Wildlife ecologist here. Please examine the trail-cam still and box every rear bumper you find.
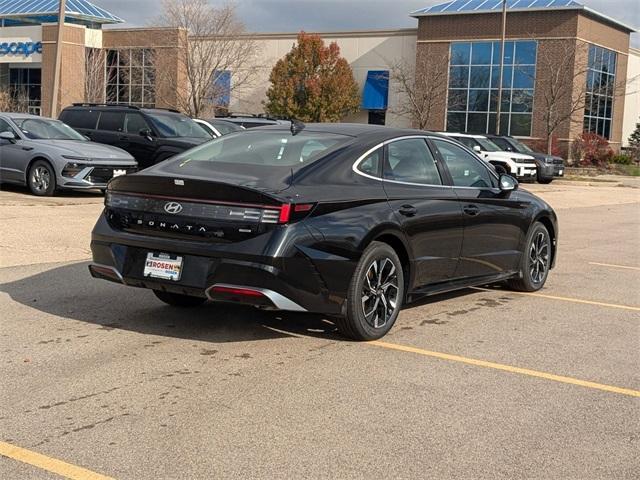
[89,214,354,315]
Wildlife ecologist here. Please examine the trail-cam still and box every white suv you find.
[440,132,537,180]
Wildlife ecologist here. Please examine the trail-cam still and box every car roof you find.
[250,123,454,141]
[63,105,184,115]
[438,131,487,139]
[1,112,46,120]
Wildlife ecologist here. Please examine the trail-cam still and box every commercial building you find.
[0,0,637,153]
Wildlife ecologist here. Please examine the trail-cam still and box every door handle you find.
[463,204,480,216]
[399,204,417,217]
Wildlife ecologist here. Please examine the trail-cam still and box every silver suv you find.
[0,113,137,196]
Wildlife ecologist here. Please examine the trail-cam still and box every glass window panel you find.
[511,90,533,112]
[609,52,617,74]
[501,66,513,89]
[492,42,500,65]
[510,114,532,136]
[515,41,537,65]
[130,50,143,67]
[588,46,595,68]
[448,89,467,111]
[107,68,118,85]
[118,85,130,103]
[118,50,130,67]
[471,42,492,64]
[130,85,143,103]
[449,66,469,88]
[500,90,512,113]
[144,68,155,86]
[605,97,612,119]
[143,86,156,106]
[513,65,535,89]
[107,50,118,67]
[488,113,496,134]
[603,119,611,139]
[597,95,607,116]
[597,118,605,136]
[583,117,590,132]
[431,139,493,188]
[503,41,515,64]
[467,113,488,133]
[446,112,466,132]
[586,70,595,90]
[385,139,442,185]
[130,67,143,85]
[143,49,155,67]
[489,90,499,112]
[106,84,118,103]
[584,93,593,117]
[470,66,491,88]
[29,69,41,84]
[499,114,509,135]
[451,43,471,65]
[468,89,489,112]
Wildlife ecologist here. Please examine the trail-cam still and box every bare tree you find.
[0,87,30,113]
[534,40,593,154]
[388,51,450,130]
[153,0,260,117]
[85,48,106,104]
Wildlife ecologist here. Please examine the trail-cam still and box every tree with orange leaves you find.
[264,32,360,122]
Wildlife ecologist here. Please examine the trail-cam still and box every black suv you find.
[486,134,564,184]
[60,104,211,169]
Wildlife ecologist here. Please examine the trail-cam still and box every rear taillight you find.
[276,203,315,224]
[209,285,264,297]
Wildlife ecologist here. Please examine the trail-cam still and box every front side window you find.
[147,113,211,139]
[432,139,493,189]
[583,45,616,139]
[447,40,537,136]
[124,113,149,134]
[13,118,86,141]
[384,138,442,185]
[0,118,18,136]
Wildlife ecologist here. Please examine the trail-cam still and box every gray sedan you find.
[0,113,137,196]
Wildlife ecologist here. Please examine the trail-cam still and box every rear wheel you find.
[507,222,551,292]
[28,160,56,196]
[538,176,553,184]
[153,290,207,307]
[335,242,404,341]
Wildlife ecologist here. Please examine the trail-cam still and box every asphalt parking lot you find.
[1,181,639,479]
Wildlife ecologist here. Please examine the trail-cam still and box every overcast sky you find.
[100,0,639,46]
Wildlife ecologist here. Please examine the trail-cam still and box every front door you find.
[381,137,464,289]
[123,112,156,168]
[0,118,30,183]
[430,138,528,280]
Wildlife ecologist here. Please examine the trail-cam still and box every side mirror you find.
[140,128,154,139]
[499,174,518,192]
[0,131,16,143]
[473,145,482,153]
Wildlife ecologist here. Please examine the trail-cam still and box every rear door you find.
[430,137,527,279]
[381,137,464,288]
[94,111,127,151]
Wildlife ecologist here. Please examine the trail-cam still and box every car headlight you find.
[62,155,91,162]
[61,162,88,177]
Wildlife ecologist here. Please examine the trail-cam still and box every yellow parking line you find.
[589,262,640,271]
[471,287,640,312]
[0,441,114,480]
[369,341,640,398]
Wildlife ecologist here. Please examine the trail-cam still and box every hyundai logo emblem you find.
[164,202,183,214]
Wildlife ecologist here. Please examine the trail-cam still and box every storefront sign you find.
[0,41,43,57]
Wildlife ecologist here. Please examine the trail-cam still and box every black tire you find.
[28,160,56,196]
[537,176,553,184]
[153,290,207,307]
[507,222,551,292]
[492,164,508,175]
[334,241,404,341]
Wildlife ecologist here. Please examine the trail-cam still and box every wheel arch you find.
[535,213,557,267]
[25,155,55,184]
[489,160,511,174]
[368,229,413,295]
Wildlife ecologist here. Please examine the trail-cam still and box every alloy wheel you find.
[31,166,51,193]
[361,257,400,329]
[529,231,549,284]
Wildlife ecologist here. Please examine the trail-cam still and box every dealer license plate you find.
[113,169,127,178]
[143,253,183,281]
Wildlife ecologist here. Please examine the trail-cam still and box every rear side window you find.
[171,131,349,168]
[97,112,125,132]
[452,136,478,150]
[384,138,442,185]
[61,110,99,129]
[356,148,382,177]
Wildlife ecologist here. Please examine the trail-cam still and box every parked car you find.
[59,104,211,169]
[0,113,137,196]
[193,118,244,138]
[89,124,557,341]
[216,114,289,129]
[440,132,537,181]
[486,135,564,184]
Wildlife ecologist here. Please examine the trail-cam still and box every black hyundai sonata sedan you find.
[89,123,557,340]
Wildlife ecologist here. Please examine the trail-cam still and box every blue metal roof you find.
[0,0,123,25]
[411,0,635,32]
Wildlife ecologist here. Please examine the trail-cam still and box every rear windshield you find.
[170,130,349,169]
[147,113,211,138]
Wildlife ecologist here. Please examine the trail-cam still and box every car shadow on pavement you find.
[0,261,344,344]
[0,183,104,198]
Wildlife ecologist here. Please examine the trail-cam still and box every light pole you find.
[495,0,507,135]
[50,0,67,118]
